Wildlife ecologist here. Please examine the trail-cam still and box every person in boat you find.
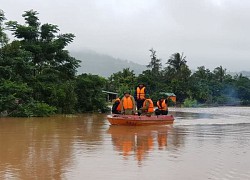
[120,91,136,115]
[134,83,147,116]
[139,94,154,116]
[155,96,168,115]
[112,96,122,114]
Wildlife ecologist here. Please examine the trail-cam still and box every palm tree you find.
[166,52,187,72]
[213,66,226,82]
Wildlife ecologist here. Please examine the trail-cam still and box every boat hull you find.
[107,114,174,126]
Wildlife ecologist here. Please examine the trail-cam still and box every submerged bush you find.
[183,98,198,107]
[10,101,56,117]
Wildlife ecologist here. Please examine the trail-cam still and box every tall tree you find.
[213,65,226,83]
[193,66,212,80]
[137,49,164,96]
[190,66,212,103]
[6,10,80,79]
[2,10,80,115]
[166,52,187,72]
[75,74,107,113]
[234,74,250,105]
[107,68,136,95]
[164,52,191,102]
[0,10,8,47]
[147,48,162,76]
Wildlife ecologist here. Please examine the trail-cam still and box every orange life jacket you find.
[157,100,168,111]
[143,99,154,113]
[115,98,121,111]
[123,96,133,109]
[136,87,146,100]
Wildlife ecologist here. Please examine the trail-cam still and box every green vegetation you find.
[183,98,198,108]
[1,10,250,117]
[0,10,108,117]
[106,49,250,107]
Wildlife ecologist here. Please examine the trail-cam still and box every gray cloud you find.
[1,0,250,71]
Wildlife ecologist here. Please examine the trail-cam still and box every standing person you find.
[112,96,122,114]
[135,83,146,115]
[139,94,154,116]
[121,91,136,115]
[155,96,168,115]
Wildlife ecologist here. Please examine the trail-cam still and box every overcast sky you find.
[1,0,250,71]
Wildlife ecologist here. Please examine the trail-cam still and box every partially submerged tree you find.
[75,74,108,113]
[1,10,81,116]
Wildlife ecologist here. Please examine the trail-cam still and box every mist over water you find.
[0,107,250,180]
[172,107,250,125]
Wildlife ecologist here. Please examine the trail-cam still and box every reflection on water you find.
[107,125,184,163]
[0,107,250,180]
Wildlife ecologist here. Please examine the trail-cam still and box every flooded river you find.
[0,107,250,180]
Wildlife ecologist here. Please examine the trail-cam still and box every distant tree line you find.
[1,10,249,117]
[106,48,250,107]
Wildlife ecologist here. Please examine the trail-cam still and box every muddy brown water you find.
[0,107,250,180]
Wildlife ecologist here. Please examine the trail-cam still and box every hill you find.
[71,50,147,77]
[229,71,250,78]
[71,50,250,79]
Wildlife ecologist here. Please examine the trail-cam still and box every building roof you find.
[102,90,118,95]
[159,92,176,97]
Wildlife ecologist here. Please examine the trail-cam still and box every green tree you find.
[164,52,191,102]
[193,66,212,80]
[0,41,34,82]
[213,65,227,83]
[107,68,137,95]
[137,49,165,99]
[75,74,108,113]
[0,10,8,47]
[190,66,212,103]
[4,10,80,114]
[6,10,80,80]
[234,74,250,105]
[0,80,31,115]
[147,48,162,76]
[0,10,81,116]
[166,52,187,72]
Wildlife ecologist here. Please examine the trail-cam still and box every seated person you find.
[112,96,122,114]
[155,96,168,115]
[139,94,154,116]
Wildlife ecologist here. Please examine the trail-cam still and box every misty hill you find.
[71,50,147,77]
[229,71,250,78]
[70,50,250,79]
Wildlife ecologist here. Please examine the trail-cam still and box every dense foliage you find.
[75,74,108,113]
[106,49,250,106]
[0,10,108,116]
[1,10,249,117]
